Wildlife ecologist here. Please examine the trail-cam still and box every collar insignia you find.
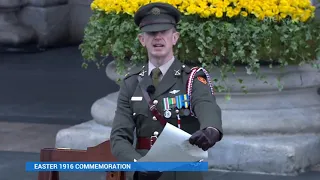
[139,70,147,77]
[174,69,181,76]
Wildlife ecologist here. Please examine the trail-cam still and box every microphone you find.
[146,85,156,94]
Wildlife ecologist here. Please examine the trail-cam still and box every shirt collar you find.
[148,57,175,76]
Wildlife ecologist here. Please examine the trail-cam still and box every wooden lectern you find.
[37,140,125,180]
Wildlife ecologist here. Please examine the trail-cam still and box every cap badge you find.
[151,7,161,15]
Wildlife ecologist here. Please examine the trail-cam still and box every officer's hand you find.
[189,127,220,151]
[133,171,162,180]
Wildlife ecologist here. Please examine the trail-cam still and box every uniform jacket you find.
[110,58,223,180]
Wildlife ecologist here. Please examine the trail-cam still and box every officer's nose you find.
[154,31,162,38]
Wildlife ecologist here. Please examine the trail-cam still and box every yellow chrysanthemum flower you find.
[240,11,248,17]
[90,0,316,22]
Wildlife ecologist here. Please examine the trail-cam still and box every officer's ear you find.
[172,29,180,45]
[138,33,146,47]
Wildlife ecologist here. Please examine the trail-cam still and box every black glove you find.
[133,171,162,180]
[189,127,221,151]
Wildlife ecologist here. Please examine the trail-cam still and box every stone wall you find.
[0,0,36,46]
[0,0,93,48]
[18,0,70,47]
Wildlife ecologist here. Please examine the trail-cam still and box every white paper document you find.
[137,123,208,163]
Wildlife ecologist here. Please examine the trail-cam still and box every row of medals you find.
[162,94,191,118]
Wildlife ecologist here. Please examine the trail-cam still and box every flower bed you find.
[79,0,320,93]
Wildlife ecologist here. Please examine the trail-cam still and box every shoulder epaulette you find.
[123,65,146,80]
[180,64,191,74]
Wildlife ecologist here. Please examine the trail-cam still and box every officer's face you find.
[138,28,179,59]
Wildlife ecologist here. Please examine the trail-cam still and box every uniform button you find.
[153,100,158,105]
[152,116,157,120]
[153,131,159,136]
[133,113,136,116]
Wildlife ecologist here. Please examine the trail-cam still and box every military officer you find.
[110,2,223,180]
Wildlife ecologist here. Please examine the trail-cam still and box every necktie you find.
[151,68,162,87]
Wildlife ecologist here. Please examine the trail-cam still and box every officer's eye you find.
[146,30,167,36]
[146,32,157,36]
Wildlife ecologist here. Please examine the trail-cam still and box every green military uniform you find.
[110,2,223,180]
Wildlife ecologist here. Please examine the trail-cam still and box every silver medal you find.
[164,110,172,118]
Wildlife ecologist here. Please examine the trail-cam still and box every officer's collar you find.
[148,57,175,76]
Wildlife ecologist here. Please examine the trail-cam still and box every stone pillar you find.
[18,0,70,48]
[0,0,36,46]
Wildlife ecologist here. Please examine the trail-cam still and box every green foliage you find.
[79,11,320,96]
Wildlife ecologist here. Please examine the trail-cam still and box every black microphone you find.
[146,85,156,94]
